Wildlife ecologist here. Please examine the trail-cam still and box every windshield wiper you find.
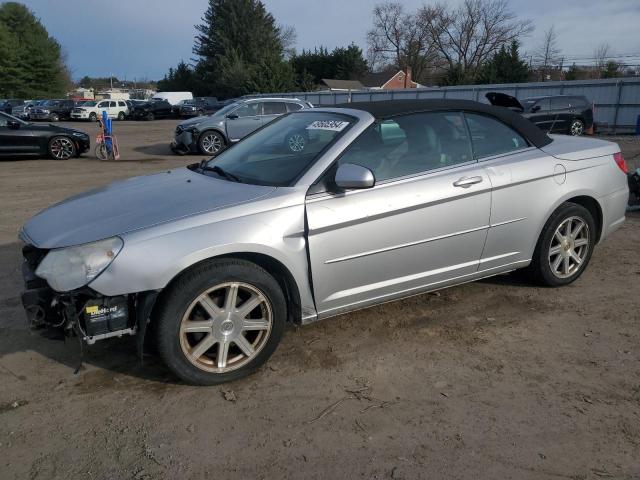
[199,160,242,183]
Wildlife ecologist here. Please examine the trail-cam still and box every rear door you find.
[225,102,262,141]
[306,111,492,316]
[96,100,110,119]
[548,97,571,132]
[466,112,552,271]
[261,101,288,126]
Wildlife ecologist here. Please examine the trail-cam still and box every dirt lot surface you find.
[1,121,639,480]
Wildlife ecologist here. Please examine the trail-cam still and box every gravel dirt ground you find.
[0,121,639,480]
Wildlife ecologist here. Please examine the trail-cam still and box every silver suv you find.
[171,97,313,155]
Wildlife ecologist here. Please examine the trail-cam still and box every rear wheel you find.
[147,112,155,121]
[525,202,595,286]
[50,113,59,122]
[117,111,125,120]
[570,118,584,136]
[48,136,76,160]
[89,112,97,122]
[155,259,286,385]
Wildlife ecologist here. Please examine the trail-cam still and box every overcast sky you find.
[20,0,640,81]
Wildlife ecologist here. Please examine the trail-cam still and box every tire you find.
[50,113,59,122]
[197,109,204,117]
[147,112,155,121]
[155,259,286,385]
[525,202,596,287]
[89,112,97,122]
[198,130,226,155]
[569,118,584,136]
[95,143,111,160]
[48,136,76,160]
[117,111,125,120]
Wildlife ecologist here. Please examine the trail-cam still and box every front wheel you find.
[147,112,155,121]
[155,259,286,385]
[50,113,59,122]
[570,119,585,136]
[48,136,76,160]
[89,112,97,122]
[198,130,225,155]
[525,202,595,286]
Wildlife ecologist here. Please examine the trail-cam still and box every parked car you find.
[171,97,312,155]
[30,99,76,122]
[11,100,39,119]
[131,99,173,120]
[71,99,129,121]
[177,97,225,117]
[171,99,190,117]
[152,91,193,106]
[0,111,90,159]
[19,99,629,385]
[486,92,594,136]
[0,99,25,114]
[125,100,146,118]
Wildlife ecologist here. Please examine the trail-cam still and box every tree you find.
[157,60,195,92]
[535,25,562,81]
[594,43,611,78]
[291,44,368,90]
[0,2,69,98]
[367,2,437,83]
[602,61,621,79]
[564,63,583,81]
[476,40,530,84]
[192,0,293,97]
[423,0,532,84]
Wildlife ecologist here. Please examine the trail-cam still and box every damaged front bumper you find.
[20,243,157,345]
[170,128,198,154]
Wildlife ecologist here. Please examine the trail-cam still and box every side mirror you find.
[7,120,20,129]
[334,163,375,190]
[531,105,541,113]
[226,113,238,120]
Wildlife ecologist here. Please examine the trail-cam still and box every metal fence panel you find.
[248,78,640,133]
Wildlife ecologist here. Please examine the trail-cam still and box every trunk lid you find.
[485,92,524,112]
[541,134,619,161]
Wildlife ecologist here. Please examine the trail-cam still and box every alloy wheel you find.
[548,216,590,279]
[179,282,273,373]
[201,133,222,154]
[570,120,584,136]
[288,133,306,152]
[50,137,75,160]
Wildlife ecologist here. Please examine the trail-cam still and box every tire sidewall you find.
[198,130,225,155]
[147,112,155,121]
[48,136,76,160]
[570,119,584,136]
[535,203,595,286]
[50,113,59,122]
[89,112,97,122]
[155,260,286,385]
[118,111,125,120]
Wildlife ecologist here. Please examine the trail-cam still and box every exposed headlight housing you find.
[41,109,50,113]
[36,237,123,292]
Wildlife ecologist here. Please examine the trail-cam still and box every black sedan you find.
[0,112,90,160]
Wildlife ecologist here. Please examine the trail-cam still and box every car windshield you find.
[213,103,237,116]
[44,100,60,106]
[83,101,97,107]
[204,111,355,187]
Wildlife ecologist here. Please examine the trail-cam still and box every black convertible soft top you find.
[334,99,553,148]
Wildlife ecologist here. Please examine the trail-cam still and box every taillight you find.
[613,152,628,174]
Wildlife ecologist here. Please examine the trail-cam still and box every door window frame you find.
[462,111,532,161]
[308,109,480,196]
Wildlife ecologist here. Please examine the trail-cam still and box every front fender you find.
[89,200,317,320]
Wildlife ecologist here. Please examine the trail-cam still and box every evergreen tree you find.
[157,61,195,92]
[476,41,530,84]
[291,44,369,90]
[192,0,293,97]
[0,2,68,98]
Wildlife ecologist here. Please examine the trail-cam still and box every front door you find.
[0,114,37,155]
[305,111,492,317]
[225,102,263,141]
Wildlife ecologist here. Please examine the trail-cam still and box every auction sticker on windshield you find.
[306,120,349,132]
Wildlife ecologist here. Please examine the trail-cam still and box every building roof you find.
[359,71,398,88]
[321,79,365,90]
[333,99,553,147]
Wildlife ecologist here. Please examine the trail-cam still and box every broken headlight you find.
[35,237,123,292]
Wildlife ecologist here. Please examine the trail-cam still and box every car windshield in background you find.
[205,112,354,187]
[43,100,59,106]
[83,101,97,107]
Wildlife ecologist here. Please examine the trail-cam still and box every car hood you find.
[22,168,276,249]
[485,92,524,112]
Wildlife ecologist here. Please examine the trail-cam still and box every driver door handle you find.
[453,176,483,188]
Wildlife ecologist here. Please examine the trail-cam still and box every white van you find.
[151,92,193,106]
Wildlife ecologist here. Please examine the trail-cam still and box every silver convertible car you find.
[20,100,629,385]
